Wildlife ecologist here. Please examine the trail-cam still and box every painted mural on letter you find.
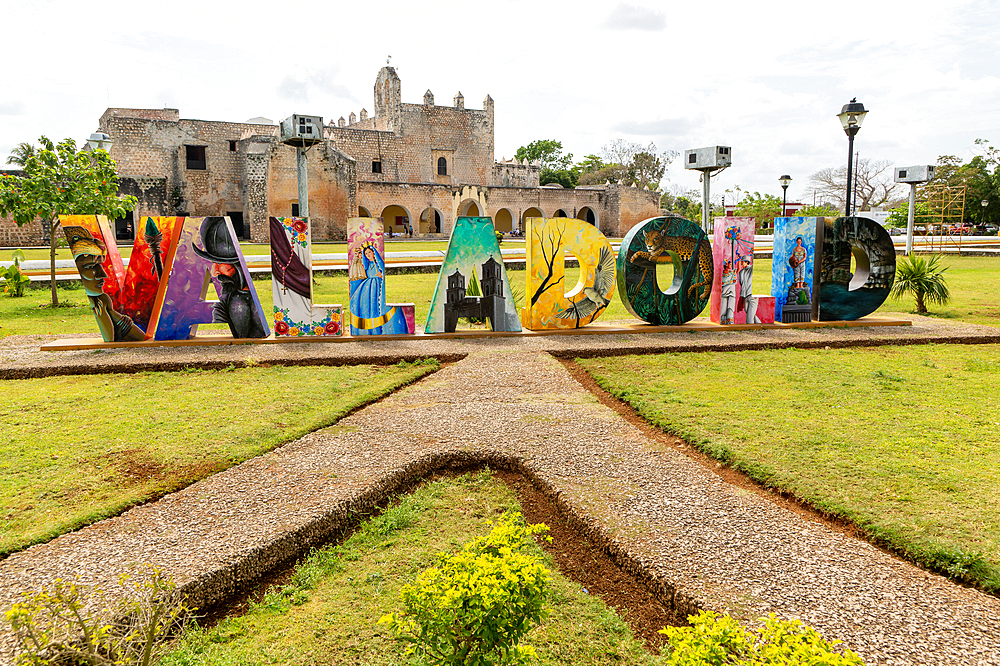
[348,217,414,335]
[616,216,712,325]
[271,216,343,337]
[151,217,269,340]
[426,216,520,333]
[122,217,182,331]
[771,216,824,323]
[818,216,896,321]
[60,220,145,343]
[521,217,616,331]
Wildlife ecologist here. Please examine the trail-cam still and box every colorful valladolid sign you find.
[58,213,896,344]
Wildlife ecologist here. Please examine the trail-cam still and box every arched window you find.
[437,157,448,175]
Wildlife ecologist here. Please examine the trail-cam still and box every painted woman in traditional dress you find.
[349,242,387,334]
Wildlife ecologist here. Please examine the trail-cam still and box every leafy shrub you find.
[380,511,551,665]
[2,249,31,297]
[5,567,190,666]
[889,253,950,314]
[659,610,864,665]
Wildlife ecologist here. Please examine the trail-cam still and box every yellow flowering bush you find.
[659,610,865,665]
[380,511,551,666]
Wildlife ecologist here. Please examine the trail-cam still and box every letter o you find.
[616,216,714,325]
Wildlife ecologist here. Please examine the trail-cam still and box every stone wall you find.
[1,68,662,246]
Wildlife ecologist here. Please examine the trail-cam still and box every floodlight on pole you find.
[684,146,732,233]
[894,165,935,255]
[279,114,324,220]
[838,99,867,216]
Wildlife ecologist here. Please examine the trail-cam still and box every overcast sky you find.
[2,0,998,205]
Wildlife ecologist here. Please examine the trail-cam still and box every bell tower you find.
[374,66,401,127]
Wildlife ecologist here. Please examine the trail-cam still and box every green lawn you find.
[2,255,996,338]
[0,361,437,557]
[160,470,665,666]
[579,344,1000,592]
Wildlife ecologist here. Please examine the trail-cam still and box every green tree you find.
[539,168,577,188]
[6,142,36,167]
[515,140,577,189]
[734,191,783,230]
[920,142,1000,227]
[600,139,676,190]
[574,154,606,176]
[886,201,931,228]
[0,136,136,306]
[890,254,950,314]
[797,202,840,217]
[514,139,573,171]
[578,164,625,187]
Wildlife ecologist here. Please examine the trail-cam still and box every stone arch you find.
[419,207,443,235]
[554,208,568,218]
[380,204,412,236]
[458,199,482,217]
[358,205,373,217]
[493,208,514,233]
[576,206,598,226]
[521,207,544,227]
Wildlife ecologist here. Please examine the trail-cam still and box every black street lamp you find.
[778,174,792,217]
[837,99,868,216]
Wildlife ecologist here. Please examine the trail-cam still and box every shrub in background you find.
[2,249,30,297]
[890,253,950,314]
[380,511,551,666]
[659,610,864,665]
[5,567,190,666]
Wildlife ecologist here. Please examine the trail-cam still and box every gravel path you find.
[2,317,1000,665]
[2,313,999,378]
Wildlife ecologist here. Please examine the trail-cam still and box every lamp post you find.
[778,174,792,217]
[837,99,868,216]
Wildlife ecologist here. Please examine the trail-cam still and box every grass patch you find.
[579,343,1000,593]
[160,470,663,666]
[0,360,438,557]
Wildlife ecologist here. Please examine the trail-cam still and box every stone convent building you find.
[1,67,661,246]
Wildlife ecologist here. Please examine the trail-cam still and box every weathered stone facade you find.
[1,67,660,245]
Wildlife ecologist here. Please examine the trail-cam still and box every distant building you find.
[1,67,661,246]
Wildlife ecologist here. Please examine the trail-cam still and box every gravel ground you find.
[2,316,1000,665]
[1,313,998,378]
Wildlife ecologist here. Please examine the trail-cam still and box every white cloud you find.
[602,3,666,31]
[0,102,25,116]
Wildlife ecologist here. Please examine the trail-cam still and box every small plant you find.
[890,254,950,314]
[495,231,504,245]
[2,249,31,297]
[380,511,551,666]
[5,567,190,666]
[659,610,864,665]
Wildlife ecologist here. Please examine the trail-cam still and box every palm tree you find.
[890,254,950,314]
[6,142,35,167]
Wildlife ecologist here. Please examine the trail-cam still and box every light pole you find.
[837,99,868,216]
[778,174,792,218]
